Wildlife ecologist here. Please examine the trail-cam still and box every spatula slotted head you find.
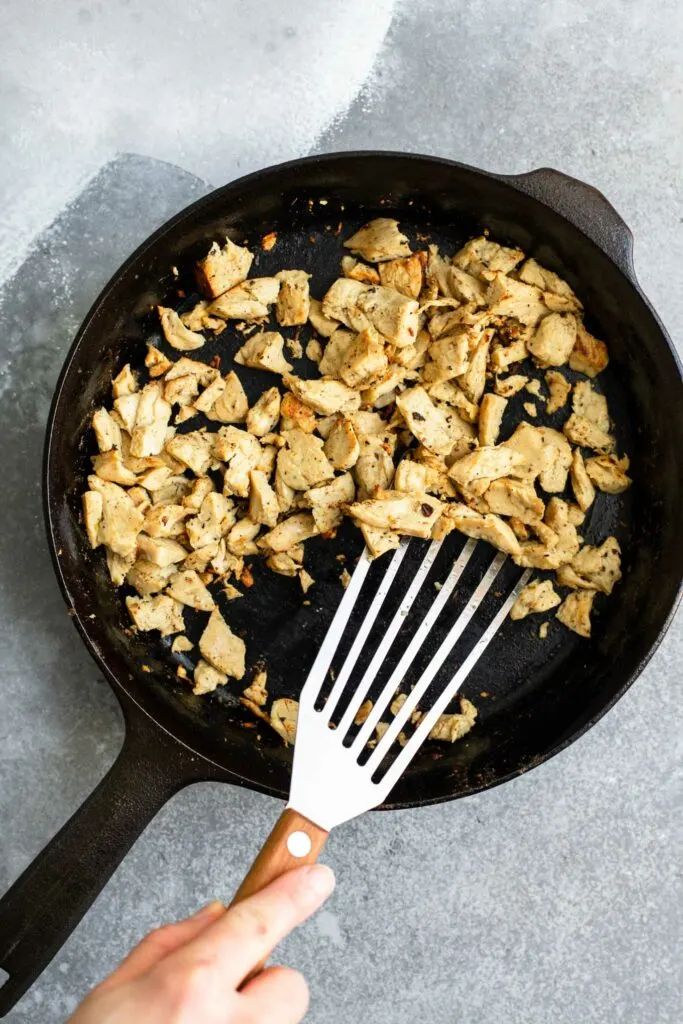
[288,538,531,831]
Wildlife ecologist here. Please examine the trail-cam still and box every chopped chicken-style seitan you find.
[186,492,235,548]
[341,256,381,285]
[112,363,138,398]
[485,272,549,326]
[585,454,632,493]
[494,374,529,398]
[259,512,319,552]
[526,313,577,366]
[246,387,281,437]
[225,517,260,557]
[192,375,226,416]
[394,459,428,494]
[449,446,526,490]
[569,323,609,377]
[158,306,206,352]
[171,635,194,654]
[270,698,299,745]
[518,259,582,311]
[570,450,596,512]
[243,669,268,706]
[556,589,595,638]
[324,415,360,470]
[379,252,424,298]
[396,386,458,456]
[280,392,317,433]
[448,266,487,305]
[318,327,354,377]
[478,393,508,446]
[305,336,327,364]
[85,225,630,741]
[130,382,172,458]
[284,374,361,416]
[459,330,492,404]
[343,218,411,263]
[82,490,104,549]
[193,659,228,695]
[277,429,334,490]
[454,237,524,277]
[142,503,190,538]
[208,277,280,321]
[563,413,614,454]
[308,297,340,337]
[545,369,571,414]
[127,560,175,596]
[572,380,610,433]
[426,332,470,381]
[485,478,545,524]
[126,594,184,636]
[276,270,311,327]
[338,327,388,388]
[427,698,478,742]
[137,535,189,568]
[434,504,521,556]
[503,422,572,493]
[510,579,561,620]
[199,608,246,679]
[321,278,370,332]
[348,492,442,539]
[196,238,254,298]
[357,286,419,348]
[165,569,215,612]
[166,430,213,476]
[304,473,355,533]
[92,407,122,453]
[92,449,137,486]
[87,477,144,557]
[208,372,249,423]
[569,537,622,594]
[234,331,293,374]
[248,470,280,528]
[360,523,401,559]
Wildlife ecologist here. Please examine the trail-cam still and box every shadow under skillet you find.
[0,154,212,891]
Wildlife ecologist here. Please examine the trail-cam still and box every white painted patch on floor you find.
[313,909,346,947]
[0,0,396,285]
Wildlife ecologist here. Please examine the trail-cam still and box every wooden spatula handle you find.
[229,808,329,983]
[230,808,329,907]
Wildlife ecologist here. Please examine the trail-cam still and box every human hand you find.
[69,864,335,1023]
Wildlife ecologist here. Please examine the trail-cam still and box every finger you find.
[240,965,309,1024]
[165,864,335,988]
[96,901,225,992]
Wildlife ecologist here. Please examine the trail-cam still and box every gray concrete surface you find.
[1,2,682,1022]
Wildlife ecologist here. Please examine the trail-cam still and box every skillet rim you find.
[42,149,683,809]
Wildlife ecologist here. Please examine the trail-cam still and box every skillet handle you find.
[496,167,636,280]
[0,711,208,1017]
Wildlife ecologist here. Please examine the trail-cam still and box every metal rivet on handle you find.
[287,830,312,858]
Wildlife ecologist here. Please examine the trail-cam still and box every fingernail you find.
[301,864,336,901]
[189,900,225,922]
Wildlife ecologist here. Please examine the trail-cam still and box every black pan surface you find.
[45,151,683,807]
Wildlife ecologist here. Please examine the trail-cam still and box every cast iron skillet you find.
[1,152,682,1015]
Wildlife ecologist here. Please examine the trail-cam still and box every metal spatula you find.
[230,538,530,906]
